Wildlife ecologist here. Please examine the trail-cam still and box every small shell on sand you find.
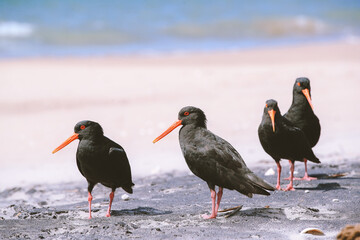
[121,194,130,201]
[264,168,275,176]
[300,228,325,235]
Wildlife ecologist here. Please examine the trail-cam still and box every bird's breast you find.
[76,141,110,177]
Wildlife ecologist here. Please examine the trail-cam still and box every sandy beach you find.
[1,41,360,239]
[0,160,359,239]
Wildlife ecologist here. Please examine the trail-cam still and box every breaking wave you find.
[0,21,34,38]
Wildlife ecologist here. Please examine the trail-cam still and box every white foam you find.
[0,21,34,37]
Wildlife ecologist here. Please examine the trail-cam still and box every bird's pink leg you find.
[300,159,317,181]
[106,191,115,217]
[285,159,317,181]
[214,187,223,216]
[283,160,295,191]
[276,162,282,190]
[88,192,93,219]
[283,161,296,180]
[202,189,217,219]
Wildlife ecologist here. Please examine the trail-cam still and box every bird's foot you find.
[276,184,282,190]
[283,185,295,191]
[88,215,92,219]
[286,176,317,181]
[106,212,111,217]
[201,214,216,219]
[293,177,303,180]
[300,175,317,181]
[284,176,304,181]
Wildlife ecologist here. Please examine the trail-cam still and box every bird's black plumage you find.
[258,100,319,191]
[53,120,134,218]
[178,107,274,196]
[154,106,274,219]
[284,77,321,147]
[74,121,134,193]
[283,78,321,181]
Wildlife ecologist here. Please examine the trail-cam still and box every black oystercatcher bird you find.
[52,120,134,219]
[153,106,275,219]
[258,100,320,191]
[284,77,321,181]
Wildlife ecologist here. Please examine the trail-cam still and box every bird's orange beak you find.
[268,110,276,133]
[302,88,314,110]
[153,120,182,143]
[52,133,79,154]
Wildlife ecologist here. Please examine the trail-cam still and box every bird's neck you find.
[261,112,283,132]
[183,120,207,129]
[179,124,205,139]
[79,134,104,143]
[290,92,313,114]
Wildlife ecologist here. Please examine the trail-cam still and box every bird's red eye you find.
[184,112,189,116]
[80,125,86,130]
[297,82,301,86]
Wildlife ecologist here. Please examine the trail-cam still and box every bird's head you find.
[263,99,281,133]
[52,120,103,154]
[74,120,103,139]
[153,106,206,143]
[293,77,314,110]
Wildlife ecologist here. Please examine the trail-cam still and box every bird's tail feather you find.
[231,174,274,197]
[306,148,320,163]
[245,172,276,191]
[308,155,320,163]
[122,183,134,194]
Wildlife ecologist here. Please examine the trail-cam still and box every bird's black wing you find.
[105,141,134,193]
[215,134,247,168]
[76,156,85,177]
[281,120,320,163]
[197,130,275,196]
[282,115,298,128]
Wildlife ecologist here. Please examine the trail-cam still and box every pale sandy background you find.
[1,41,359,189]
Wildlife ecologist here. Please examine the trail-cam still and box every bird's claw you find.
[201,214,216,219]
[301,176,317,181]
[282,185,295,191]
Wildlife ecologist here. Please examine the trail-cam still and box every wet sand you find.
[0,40,360,239]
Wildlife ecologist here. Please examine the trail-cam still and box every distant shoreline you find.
[0,37,356,60]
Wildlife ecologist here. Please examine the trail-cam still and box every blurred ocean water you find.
[0,0,359,58]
